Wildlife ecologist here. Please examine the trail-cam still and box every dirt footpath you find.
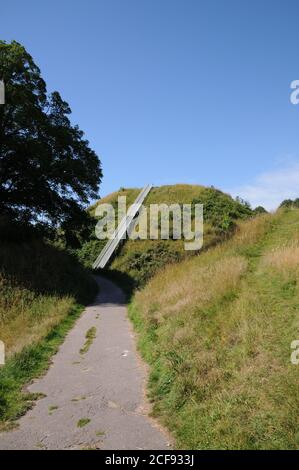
[0,276,170,450]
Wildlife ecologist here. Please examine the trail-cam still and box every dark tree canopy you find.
[0,40,102,241]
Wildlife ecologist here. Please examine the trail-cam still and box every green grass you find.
[129,209,299,449]
[77,418,91,428]
[48,405,59,415]
[80,327,97,354]
[71,395,86,402]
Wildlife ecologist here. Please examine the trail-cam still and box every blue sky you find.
[2,0,299,209]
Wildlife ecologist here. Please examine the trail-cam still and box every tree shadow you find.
[95,268,136,302]
[0,237,97,305]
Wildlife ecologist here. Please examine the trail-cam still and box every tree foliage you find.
[279,199,299,209]
[253,205,267,214]
[192,187,252,234]
[0,41,102,243]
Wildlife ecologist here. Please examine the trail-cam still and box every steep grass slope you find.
[0,237,97,427]
[130,209,299,449]
[85,184,252,285]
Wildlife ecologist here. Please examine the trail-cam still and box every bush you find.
[74,239,106,268]
[125,243,182,286]
[192,187,252,234]
[280,198,299,209]
[253,206,267,214]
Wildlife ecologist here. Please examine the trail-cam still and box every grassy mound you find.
[0,236,97,427]
[84,184,253,286]
[130,209,299,449]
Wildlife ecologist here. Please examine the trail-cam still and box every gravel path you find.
[0,276,169,450]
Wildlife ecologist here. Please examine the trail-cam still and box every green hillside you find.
[130,208,299,449]
[84,184,253,285]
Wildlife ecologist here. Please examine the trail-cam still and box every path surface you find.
[0,277,169,450]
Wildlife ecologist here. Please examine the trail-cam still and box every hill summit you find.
[79,184,255,285]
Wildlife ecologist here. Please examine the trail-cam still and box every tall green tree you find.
[0,41,102,243]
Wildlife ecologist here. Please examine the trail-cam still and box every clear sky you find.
[2,0,299,209]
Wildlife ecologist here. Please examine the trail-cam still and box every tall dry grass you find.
[130,209,299,449]
[0,239,96,358]
[137,256,247,321]
[134,212,273,322]
[262,242,299,273]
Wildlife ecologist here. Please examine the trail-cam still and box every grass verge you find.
[0,303,85,430]
[0,237,98,430]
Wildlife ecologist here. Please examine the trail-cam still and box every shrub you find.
[192,187,252,234]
